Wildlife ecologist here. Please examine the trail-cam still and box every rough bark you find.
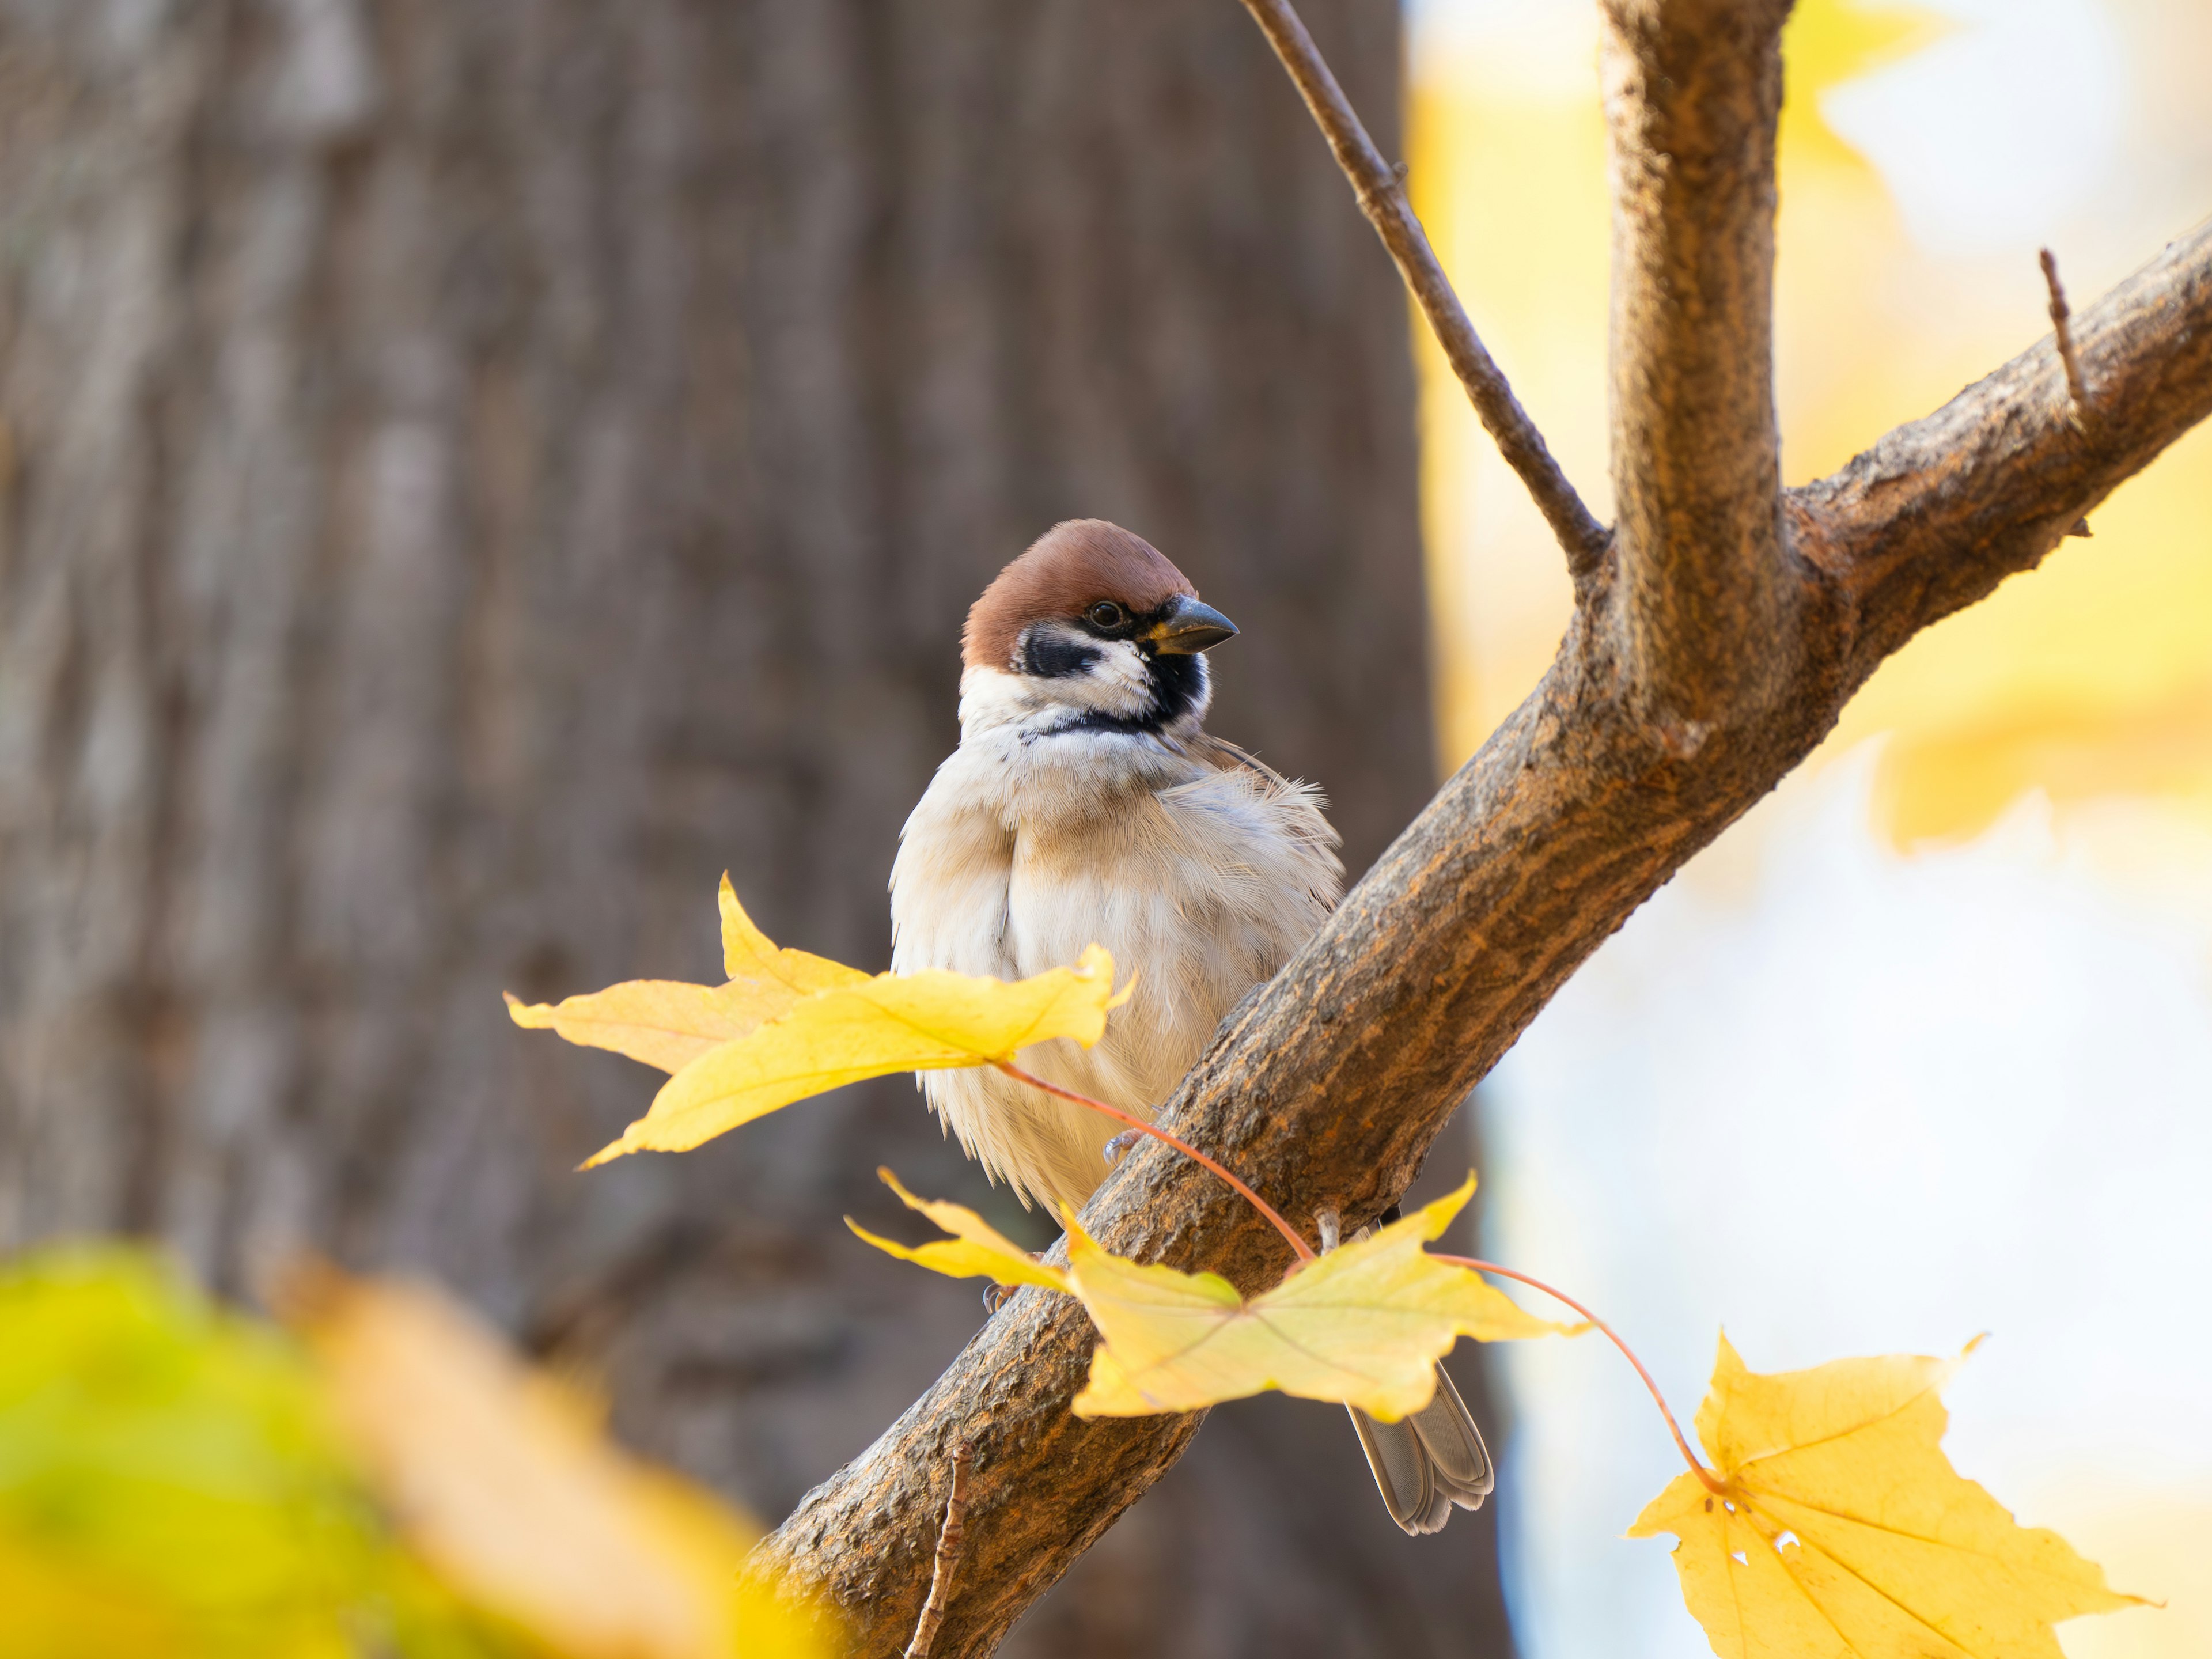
[755,1,2212,1643]
[0,2,1498,1654]
[1603,0,1793,732]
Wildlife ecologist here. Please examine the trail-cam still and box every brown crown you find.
[961,520,1198,671]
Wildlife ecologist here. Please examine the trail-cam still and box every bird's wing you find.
[1188,733,1321,804]
[1182,733,1343,911]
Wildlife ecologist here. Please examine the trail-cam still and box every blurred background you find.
[0,2,1482,1654]
[0,0,2203,1655]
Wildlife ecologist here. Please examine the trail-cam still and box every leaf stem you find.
[1433,1254,1721,1493]
[991,1061,1315,1261]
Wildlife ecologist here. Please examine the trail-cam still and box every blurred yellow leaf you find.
[1781,0,1952,172]
[1878,682,2212,846]
[1067,1178,1581,1422]
[846,1168,1070,1293]
[576,934,1127,1168]
[507,876,866,1074]
[283,1263,834,1659]
[0,1525,193,1658]
[1630,1335,2144,1658]
[0,1247,502,1659]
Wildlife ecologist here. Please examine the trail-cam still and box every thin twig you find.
[905,1444,974,1659]
[994,1060,1315,1260]
[1433,1254,1721,1494]
[1235,0,1610,576]
[2041,247,2092,420]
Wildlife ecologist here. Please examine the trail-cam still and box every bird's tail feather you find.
[1348,1362,1494,1536]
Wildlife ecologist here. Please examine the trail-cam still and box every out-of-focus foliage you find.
[1631,1336,2142,1658]
[1775,0,1951,169]
[0,1248,512,1659]
[853,1172,1581,1421]
[0,1247,831,1659]
[511,877,1129,1168]
[1877,684,2212,845]
[285,1264,834,1659]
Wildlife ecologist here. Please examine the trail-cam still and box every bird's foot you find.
[1101,1128,1145,1167]
[982,1249,1049,1316]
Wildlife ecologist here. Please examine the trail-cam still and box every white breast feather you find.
[890,677,1342,1209]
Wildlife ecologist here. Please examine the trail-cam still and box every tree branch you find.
[1236,0,1611,574]
[756,212,2212,1659]
[1801,218,2212,678]
[2040,248,2093,418]
[904,1445,972,1659]
[1602,0,1793,738]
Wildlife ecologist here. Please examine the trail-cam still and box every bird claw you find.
[1101,1128,1144,1167]
[983,1247,1050,1316]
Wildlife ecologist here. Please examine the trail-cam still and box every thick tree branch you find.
[757,214,2212,1659]
[1236,0,1611,572]
[1602,0,1793,737]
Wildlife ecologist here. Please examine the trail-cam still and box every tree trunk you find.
[0,2,1506,1653]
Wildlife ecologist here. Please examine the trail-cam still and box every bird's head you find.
[959,520,1236,740]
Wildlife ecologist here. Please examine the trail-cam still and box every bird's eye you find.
[1086,601,1127,631]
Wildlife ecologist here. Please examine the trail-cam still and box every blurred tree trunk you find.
[0,2,1503,1652]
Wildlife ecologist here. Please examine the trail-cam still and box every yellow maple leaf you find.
[1630,1335,2146,1659]
[1067,1178,1581,1421]
[713,873,874,999]
[846,1167,1071,1293]
[509,877,1130,1168]
[506,876,868,1074]
[580,942,1128,1168]
[851,1172,1582,1421]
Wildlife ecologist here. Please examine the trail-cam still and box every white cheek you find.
[1081,641,1153,714]
[966,632,1155,724]
[959,666,1031,730]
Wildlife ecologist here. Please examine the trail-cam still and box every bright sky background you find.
[1404,3,2212,1657]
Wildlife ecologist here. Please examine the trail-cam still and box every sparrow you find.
[889,518,1493,1535]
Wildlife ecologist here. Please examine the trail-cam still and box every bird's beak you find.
[1148,595,1238,654]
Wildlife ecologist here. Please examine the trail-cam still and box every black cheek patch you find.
[1021,630,1101,679]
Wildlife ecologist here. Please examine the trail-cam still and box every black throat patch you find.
[1139,650,1206,729]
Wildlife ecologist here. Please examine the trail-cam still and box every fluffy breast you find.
[889,728,1342,1208]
